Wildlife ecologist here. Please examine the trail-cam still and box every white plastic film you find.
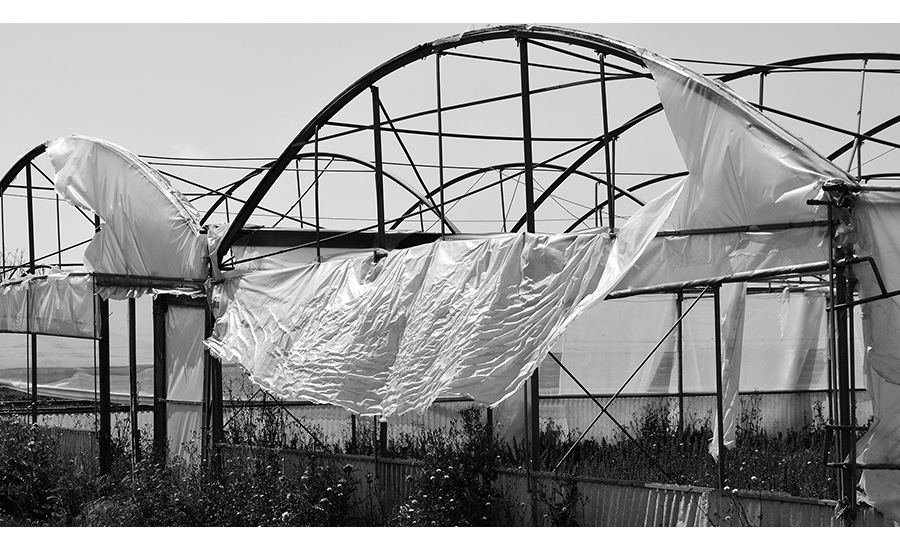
[0,295,154,404]
[46,135,207,298]
[207,182,681,419]
[855,192,900,524]
[165,306,206,464]
[709,282,746,459]
[0,272,94,338]
[616,55,849,291]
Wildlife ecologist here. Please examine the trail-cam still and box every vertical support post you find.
[1,192,5,270]
[314,126,322,262]
[486,407,494,444]
[379,420,388,457]
[835,265,856,517]
[436,54,446,238]
[599,53,614,231]
[98,296,112,475]
[372,86,386,250]
[758,71,766,112]
[55,192,62,267]
[201,304,211,465]
[26,164,38,423]
[350,414,358,451]
[153,297,168,459]
[499,169,507,233]
[713,285,727,490]
[128,298,141,465]
[519,36,540,474]
[295,159,304,226]
[207,304,224,462]
[676,290,684,436]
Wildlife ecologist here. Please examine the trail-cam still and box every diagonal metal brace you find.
[551,285,711,474]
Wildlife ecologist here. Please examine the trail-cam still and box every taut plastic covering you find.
[556,290,860,396]
[207,182,682,418]
[165,306,206,464]
[0,295,155,405]
[46,135,207,298]
[0,272,95,339]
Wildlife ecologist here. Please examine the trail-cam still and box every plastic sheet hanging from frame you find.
[207,182,683,419]
[165,305,206,465]
[854,191,900,524]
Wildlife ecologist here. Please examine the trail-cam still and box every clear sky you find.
[2,15,900,262]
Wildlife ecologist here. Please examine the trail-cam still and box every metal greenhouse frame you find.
[3,24,900,524]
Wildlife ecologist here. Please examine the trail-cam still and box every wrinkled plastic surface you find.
[854,192,900,523]
[46,135,207,298]
[207,183,681,418]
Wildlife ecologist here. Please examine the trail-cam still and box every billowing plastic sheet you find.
[165,306,205,464]
[207,182,682,418]
[616,54,849,291]
[0,272,95,338]
[46,135,207,298]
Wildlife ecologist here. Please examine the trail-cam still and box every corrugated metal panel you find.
[544,390,872,443]
[217,446,898,526]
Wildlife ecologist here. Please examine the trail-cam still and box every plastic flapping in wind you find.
[206,182,682,418]
[0,272,95,339]
[615,54,850,292]
[46,135,207,299]
[853,192,900,523]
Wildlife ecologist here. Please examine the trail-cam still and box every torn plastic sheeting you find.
[0,272,95,339]
[615,54,848,292]
[46,135,207,299]
[207,181,682,418]
[854,191,900,524]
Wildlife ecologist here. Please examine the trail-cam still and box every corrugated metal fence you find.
[218,445,898,527]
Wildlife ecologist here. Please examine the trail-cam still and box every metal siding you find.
[216,447,900,526]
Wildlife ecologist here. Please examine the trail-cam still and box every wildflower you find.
[750,476,758,483]
[731,488,738,495]
[281,511,291,522]
[723,486,731,492]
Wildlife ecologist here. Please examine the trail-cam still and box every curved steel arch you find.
[0,142,47,195]
[389,161,646,231]
[215,24,656,266]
